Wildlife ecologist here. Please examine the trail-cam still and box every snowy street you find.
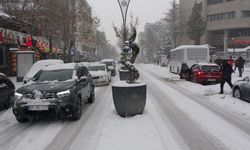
[0,64,250,150]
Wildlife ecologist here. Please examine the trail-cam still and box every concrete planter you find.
[119,69,129,81]
[112,81,147,117]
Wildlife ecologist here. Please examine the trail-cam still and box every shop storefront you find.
[0,28,19,75]
[0,27,55,76]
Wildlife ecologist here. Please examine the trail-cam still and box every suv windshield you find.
[34,69,73,82]
[89,66,105,71]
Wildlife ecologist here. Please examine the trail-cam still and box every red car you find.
[180,63,222,85]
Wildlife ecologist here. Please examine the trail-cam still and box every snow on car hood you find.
[17,81,76,94]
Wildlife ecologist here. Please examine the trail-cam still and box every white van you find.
[169,45,210,74]
[23,59,64,84]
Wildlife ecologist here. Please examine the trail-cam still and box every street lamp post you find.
[117,0,131,42]
[232,37,235,53]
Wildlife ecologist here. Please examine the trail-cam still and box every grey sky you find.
[87,0,174,46]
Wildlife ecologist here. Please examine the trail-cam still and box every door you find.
[0,79,9,104]
[82,66,91,97]
[180,63,190,79]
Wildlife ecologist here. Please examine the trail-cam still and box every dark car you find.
[100,59,116,76]
[233,76,250,102]
[0,73,15,109]
[180,63,222,85]
[12,63,95,122]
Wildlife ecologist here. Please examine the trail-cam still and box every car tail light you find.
[197,71,204,75]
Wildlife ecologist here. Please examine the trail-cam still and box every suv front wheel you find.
[71,96,82,121]
[87,88,95,103]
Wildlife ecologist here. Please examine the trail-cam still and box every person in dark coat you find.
[214,57,223,67]
[227,56,234,67]
[220,60,234,94]
[234,56,245,77]
[0,73,15,108]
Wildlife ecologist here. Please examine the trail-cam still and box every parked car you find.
[88,63,109,86]
[100,59,116,76]
[12,63,95,122]
[233,76,250,102]
[180,63,222,85]
[0,73,15,109]
[23,59,64,84]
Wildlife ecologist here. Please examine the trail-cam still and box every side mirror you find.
[79,76,87,82]
[243,76,249,82]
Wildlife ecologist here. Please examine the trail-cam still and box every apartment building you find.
[179,0,250,52]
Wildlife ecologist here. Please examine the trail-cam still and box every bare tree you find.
[113,15,139,48]
[164,0,179,48]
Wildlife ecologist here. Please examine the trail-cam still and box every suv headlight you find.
[14,92,23,100]
[57,90,70,98]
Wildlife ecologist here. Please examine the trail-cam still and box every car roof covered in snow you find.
[25,59,64,78]
[43,63,76,71]
[77,62,89,67]
[89,62,106,67]
[100,59,115,62]
[170,45,209,52]
[195,63,219,66]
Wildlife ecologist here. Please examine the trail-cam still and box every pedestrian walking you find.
[227,56,234,67]
[234,56,245,77]
[219,60,234,94]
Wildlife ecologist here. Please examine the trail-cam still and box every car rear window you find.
[201,66,220,72]
[89,66,105,71]
[101,61,114,66]
[35,69,73,82]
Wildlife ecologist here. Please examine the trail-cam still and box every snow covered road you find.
[0,64,249,150]
[140,67,250,150]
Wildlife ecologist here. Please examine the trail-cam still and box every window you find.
[241,10,250,18]
[207,11,236,21]
[229,28,250,37]
[88,65,106,71]
[207,0,234,5]
[36,69,73,82]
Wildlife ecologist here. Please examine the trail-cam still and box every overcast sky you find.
[87,0,174,46]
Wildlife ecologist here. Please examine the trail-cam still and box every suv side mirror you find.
[243,76,249,82]
[79,76,87,82]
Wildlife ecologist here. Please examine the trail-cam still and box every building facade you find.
[205,0,250,52]
[179,0,250,52]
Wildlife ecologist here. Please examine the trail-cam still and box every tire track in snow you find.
[141,69,250,150]
[0,121,54,150]
[140,72,227,150]
[145,68,250,135]
[146,92,190,150]
[69,84,113,150]
[0,123,31,146]
[45,86,111,150]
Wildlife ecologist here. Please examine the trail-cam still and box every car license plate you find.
[28,105,49,111]
[207,78,216,81]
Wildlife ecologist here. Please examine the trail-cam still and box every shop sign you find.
[3,30,17,45]
[233,40,250,45]
[10,47,19,51]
